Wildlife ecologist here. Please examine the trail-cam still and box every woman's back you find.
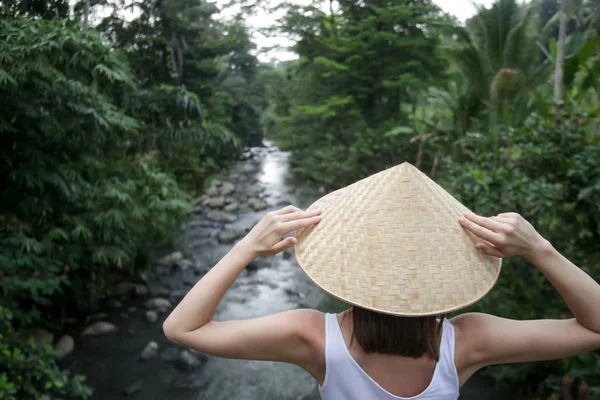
[319,312,459,400]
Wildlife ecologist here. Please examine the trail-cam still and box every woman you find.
[163,167,600,399]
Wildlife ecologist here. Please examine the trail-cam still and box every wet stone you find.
[140,341,159,361]
[145,310,158,323]
[157,252,183,266]
[206,210,238,223]
[218,228,237,243]
[175,350,205,372]
[220,182,236,196]
[107,299,122,309]
[169,289,189,303]
[223,201,239,212]
[144,297,172,310]
[206,186,219,196]
[160,346,180,362]
[82,321,117,337]
[54,335,74,359]
[123,381,143,396]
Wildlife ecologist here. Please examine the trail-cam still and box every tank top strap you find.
[437,319,460,390]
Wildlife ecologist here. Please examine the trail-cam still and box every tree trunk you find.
[83,0,90,25]
[553,0,568,103]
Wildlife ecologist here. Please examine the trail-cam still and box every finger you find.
[490,216,510,224]
[279,209,322,223]
[282,215,322,232]
[272,205,302,216]
[498,212,519,219]
[459,216,501,243]
[464,212,505,232]
[269,236,297,254]
[475,242,505,258]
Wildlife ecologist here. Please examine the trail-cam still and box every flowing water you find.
[66,141,514,400]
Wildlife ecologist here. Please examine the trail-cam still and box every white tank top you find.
[319,313,460,400]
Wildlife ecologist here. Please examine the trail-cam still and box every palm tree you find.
[444,0,552,124]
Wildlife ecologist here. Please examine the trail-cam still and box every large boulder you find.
[139,341,159,361]
[82,321,117,337]
[144,297,172,310]
[54,335,75,359]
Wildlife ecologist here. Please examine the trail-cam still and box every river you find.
[66,141,514,399]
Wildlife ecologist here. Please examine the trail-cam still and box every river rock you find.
[220,182,235,196]
[247,257,271,271]
[82,321,117,337]
[123,381,143,396]
[223,201,239,212]
[206,185,219,196]
[175,350,204,372]
[157,252,183,266]
[140,341,159,361]
[207,196,225,208]
[169,289,189,303]
[128,306,137,313]
[107,299,122,309]
[156,307,168,314]
[144,297,171,310]
[30,329,54,347]
[176,259,194,269]
[86,313,108,322]
[218,228,237,243]
[241,164,256,173]
[145,310,158,323]
[206,210,237,223]
[54,335,75,359]
[247,198,267,211]
[160,346,180,362]
[111,282,148,297]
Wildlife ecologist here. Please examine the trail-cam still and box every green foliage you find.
[0,307,92,400]
[268,0,446,186]
[442,103,600,394]
[0,18,193,324]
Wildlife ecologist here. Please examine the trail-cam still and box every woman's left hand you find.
[239,205,322,258]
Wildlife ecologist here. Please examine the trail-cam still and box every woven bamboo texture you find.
[294,162,502,316]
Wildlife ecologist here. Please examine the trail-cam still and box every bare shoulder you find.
[449,313,485,368]
[291,309,326,346]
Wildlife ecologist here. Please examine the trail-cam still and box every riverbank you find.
[60,141,514,399]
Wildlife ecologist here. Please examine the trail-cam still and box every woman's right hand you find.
[458,212,550,259]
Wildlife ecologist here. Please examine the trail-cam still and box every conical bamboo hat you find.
[294,162,502,316]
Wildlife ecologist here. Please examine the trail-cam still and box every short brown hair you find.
[349,307,443,360]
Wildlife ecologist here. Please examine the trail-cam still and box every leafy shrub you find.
[442,103,600,395]
[0,17,192,324]
[0,307,92,400]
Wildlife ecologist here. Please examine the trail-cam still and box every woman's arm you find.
[453,212,600,369]
[162,206,325,374]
